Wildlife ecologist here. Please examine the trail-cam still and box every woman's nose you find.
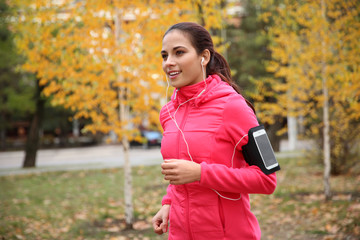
[164,56,175,67]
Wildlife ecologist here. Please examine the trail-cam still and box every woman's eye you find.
[176,50,184,55]
[161,54,168,60]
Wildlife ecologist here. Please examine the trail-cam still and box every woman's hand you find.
[152,204,170,234]
[161,159,201,185]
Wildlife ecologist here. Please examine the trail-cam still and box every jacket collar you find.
[171,74,223,108]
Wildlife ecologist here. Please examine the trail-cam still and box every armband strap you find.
[242,125,280,175]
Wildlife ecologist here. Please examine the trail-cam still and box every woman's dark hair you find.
[164,22,255,113]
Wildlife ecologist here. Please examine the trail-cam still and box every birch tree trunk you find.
[287,116,297,151]
[115,8,134,229]
[287,88,297,151]
[120,102,133,229]
[321,0,331,200]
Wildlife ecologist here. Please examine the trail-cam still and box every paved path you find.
[0,145,163,176]
[0,144,303,176]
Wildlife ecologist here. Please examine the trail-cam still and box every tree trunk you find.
[115,8,134,229]
[287,116,297,151]
[0,111,6,150]
[122,135,133,229]
[119,84,134,229]
[196,2,206,27]
[0,109,9,150]
[0,127,5,150]
[120,90,134,229]
[72,118,80,138]
[321,0,331,200]
[23,78,45,168]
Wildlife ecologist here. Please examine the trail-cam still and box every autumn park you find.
[0,0,359,239]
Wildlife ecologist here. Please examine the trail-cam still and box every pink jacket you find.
[160,74,277,240]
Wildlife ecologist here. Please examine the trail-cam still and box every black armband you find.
[242,125,280,175]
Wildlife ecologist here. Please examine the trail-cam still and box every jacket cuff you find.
[161,192,172,205]
[161,198,171,206]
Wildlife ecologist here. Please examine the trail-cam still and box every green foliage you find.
[0,0,34,132]
[226,0,285,151]
[0,0,80,151]
[0,0,17,67]
[226,1,271,95]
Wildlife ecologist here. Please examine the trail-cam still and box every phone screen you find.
[253,131,278,169]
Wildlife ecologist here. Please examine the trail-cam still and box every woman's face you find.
[161,30,204,88]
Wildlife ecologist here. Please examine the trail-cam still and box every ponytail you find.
[208,52,256,114]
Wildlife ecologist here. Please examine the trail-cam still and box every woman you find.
[152,22,277,240]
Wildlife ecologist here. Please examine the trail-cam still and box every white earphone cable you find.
[164,59,243,201]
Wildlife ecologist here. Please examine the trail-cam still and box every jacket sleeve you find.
[200,163,277,194]
[161,184,172,205]
[199,95,277,194]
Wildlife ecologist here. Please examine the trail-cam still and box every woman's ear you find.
[201,49,211,66]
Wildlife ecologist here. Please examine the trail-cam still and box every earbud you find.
[201,57,204,65]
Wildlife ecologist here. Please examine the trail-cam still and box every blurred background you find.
[0,0,359,239]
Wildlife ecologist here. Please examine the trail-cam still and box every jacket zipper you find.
[177,102,189,159]
[177,103,194,239]
[184,185,195,239]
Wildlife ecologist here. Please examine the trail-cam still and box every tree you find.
[320,0,331,201]
[23,78,46,167]
[0,0,35,150]
[226,0,285,151]
[258,0,360,198]
[10,0,227,228]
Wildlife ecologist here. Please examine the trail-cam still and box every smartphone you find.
[252,129,279,170]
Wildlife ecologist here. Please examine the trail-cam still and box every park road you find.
[0,143,303,176]
[0,144,163,176]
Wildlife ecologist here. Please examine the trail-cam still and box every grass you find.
[0,154,359,240]
[252,157,360,240]
[1,166,168,240]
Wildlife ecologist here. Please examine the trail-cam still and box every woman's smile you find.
[168,70,182,79]
[161,30,203,88]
